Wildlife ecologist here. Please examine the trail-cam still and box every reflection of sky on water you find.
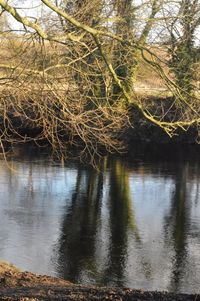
[126,175,174,290]
[0,157,199,293]
[0,161,77,275]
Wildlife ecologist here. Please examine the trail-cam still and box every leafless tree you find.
[0,0,199,161]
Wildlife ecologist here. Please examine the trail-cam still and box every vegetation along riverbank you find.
[0,0,199,163]
[0,1,200,299]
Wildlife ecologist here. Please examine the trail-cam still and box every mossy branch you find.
[0,0,48,38]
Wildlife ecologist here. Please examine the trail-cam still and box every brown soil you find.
[0,262,199,301]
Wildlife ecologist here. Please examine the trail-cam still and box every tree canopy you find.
[0,0,199,160]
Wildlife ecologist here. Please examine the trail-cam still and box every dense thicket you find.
[0,0,199,160]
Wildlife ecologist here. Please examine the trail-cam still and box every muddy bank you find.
[0,262,199,301]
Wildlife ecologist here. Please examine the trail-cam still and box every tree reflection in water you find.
[0,148,199,292]
[163,161,200,292]
[101,159,141,286]
[58,167,103,282]
[57,159,143,285]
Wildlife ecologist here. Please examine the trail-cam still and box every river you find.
[0,145,199,293]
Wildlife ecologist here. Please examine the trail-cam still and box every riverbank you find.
[0,262,199,301]
[0,85,199,163]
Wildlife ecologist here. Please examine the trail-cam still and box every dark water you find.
[0,146,200,293]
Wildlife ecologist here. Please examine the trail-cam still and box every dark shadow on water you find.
[100,159,140,286]
[0,144,199,292]
[163,161,200,292]
[57,159,143,286]
[57,167,104,283]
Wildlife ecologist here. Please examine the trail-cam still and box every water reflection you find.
[58,159,154,287]
[164,162,200,292]
[0,148,199,293]
[58,168,103,282]
[102,159,141,286]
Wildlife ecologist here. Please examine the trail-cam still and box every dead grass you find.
[0,261,21,275]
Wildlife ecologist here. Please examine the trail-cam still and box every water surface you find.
[0,146,200,293]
